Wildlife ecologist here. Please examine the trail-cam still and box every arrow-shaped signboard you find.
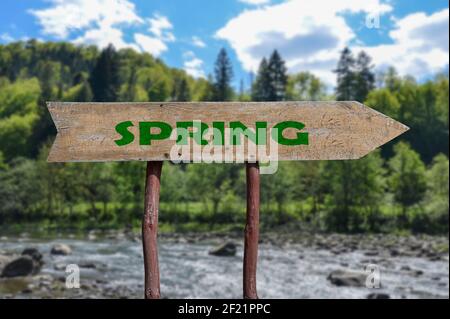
[47,101,408,162]
[46,101,409,299]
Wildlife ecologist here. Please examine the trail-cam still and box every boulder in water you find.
[22,247,43,264]
[1,256,37,277]
[327,270,366,287]
[51,244,72,256]
[209,242,237,257]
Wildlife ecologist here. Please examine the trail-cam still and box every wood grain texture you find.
[243,162,260,299]
[142,161,162,299]
[47,101,409,162]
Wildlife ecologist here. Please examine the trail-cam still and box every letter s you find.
[115,121,135,146]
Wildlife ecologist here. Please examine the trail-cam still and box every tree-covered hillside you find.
[0,40,448,234]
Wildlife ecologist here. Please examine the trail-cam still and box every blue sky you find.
[0,0,448,89]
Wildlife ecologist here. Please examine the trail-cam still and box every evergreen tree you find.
[354,51,375,102]
[334,47,356,101]
[212,48,233,101]
[172,77,191,101]
[252,58,270,101]
[267,50,288,101]
[89,44,120,102]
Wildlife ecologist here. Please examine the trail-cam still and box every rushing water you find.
[0,236,448,299]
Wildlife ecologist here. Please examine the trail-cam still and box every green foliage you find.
[63,81,93,102]
[0,41,448,234]
[286,72,327,101]
[0,78,40,160]
[0,78,40,118]
[137,65,172,101]
[365,88,400,118]
[419,154,449,233]
[0,158,42,223]
[388,142,427,227]
[0,151,7,170]
[323,151,386,232]
[260,162,294,224]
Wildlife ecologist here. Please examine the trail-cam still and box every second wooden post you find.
[142,161,163,299]
[243,162,260,299]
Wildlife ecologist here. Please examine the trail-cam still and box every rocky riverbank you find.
[0,230,448,299]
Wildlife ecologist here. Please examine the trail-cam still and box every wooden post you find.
[244,162,260,299]
[142,161,163,299]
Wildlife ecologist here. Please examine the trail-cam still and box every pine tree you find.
[252,51,288,101]
[354,51,375,102]
[89,44,120,102]
[172,78,191,102]
[334,47,356,101]
[267,50,287,101]
[252,58,270,101]
[212,48,233,101]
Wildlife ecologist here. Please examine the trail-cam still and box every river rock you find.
[51,244,72,256]
[79,261,107,269]
[54,263,67,271]
[22,247,43,264]
[327,270,366,287]
[364,250,379,256]
[1,256,37,277]
[209,242,237,257]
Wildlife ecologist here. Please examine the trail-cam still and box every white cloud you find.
[239,0,271,5]
[0,33,14,43]
[72,22,139,50]
[191,36,206,48]
[356,9,449,79]
[134,33,168,57]
[183,51,206,78]
[29,1,176,57]
[29,0,143,39]
[133,14,175,56]
[216,0,392,86]
[148,14,175,42]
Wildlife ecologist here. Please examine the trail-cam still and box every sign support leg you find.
[142,161,163,299]
[244,161,260,299]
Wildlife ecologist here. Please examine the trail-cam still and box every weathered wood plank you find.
[47,101,408,162]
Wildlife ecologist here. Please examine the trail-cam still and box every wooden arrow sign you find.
[46,101,408,162]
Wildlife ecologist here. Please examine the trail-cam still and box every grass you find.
[1,198,446,235]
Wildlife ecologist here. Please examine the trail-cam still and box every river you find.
[0,233,448,299]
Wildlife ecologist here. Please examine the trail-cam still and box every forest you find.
[0,40,448,234]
